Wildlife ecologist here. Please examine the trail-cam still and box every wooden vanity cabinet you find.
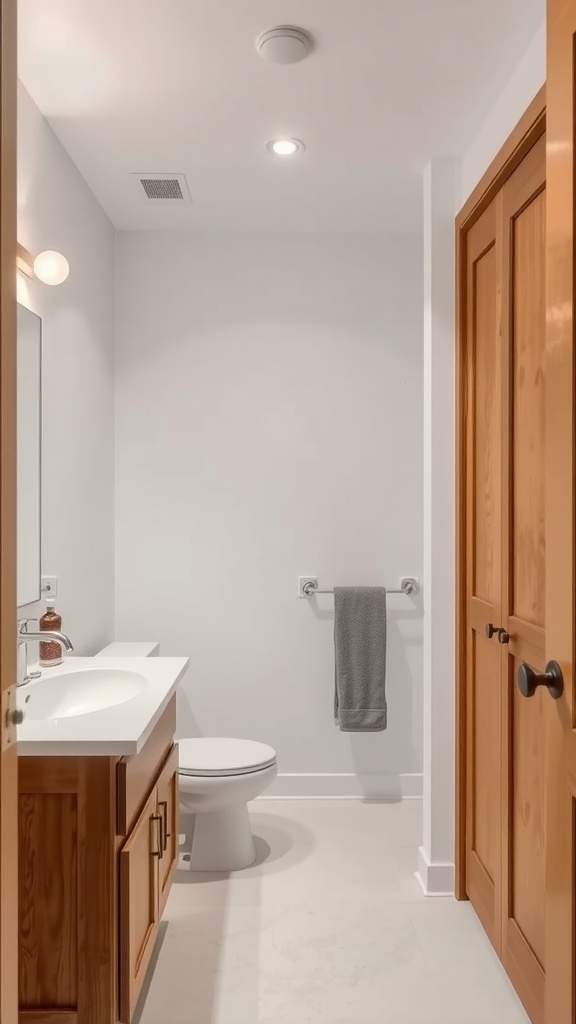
[119,744,179,1024]
[18,697,178,1024]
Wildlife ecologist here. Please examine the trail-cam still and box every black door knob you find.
[498,629,510,644]
[517,661,564,700]
[485,623,498,639]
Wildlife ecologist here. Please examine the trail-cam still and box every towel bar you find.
[300,577,419,598]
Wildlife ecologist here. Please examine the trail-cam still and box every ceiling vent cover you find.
[130,172,192,204]
[141,178,182,200]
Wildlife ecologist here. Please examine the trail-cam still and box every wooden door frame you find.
[0,0,18,1018]
[0,0,19,1019]
[455,86,547,900]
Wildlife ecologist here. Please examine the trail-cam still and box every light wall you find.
[459,21,545,207]
[115,231,424,794]
[419,17,546,891]
[419,159,458,894]
[17,83,116,654]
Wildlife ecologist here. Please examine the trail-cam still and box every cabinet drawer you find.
[116,697,176,835]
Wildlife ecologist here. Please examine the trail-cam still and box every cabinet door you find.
[157,744,179,918]
[119,787,162,1023]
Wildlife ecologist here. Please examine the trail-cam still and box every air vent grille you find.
[130,172,192,205]
[140,178,183,200]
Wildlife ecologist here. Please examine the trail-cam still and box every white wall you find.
[419,160,458,894]
[459,21,545,206]
[17,83,116,654]
[419,20,545,890]
[115,231,423,795]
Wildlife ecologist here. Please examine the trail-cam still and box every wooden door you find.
[500,135,547,1024]
[462,127,548,1022]
[544,1,576,1022]
[0,0,20,1021]
[464,196,504,952]
[157,745,179,918]
[119,788,161,1024]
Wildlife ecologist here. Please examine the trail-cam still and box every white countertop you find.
[17,656,189,756]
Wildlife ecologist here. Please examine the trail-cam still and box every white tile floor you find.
[136,800,530,1024]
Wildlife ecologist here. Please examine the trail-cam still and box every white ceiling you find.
[18,0,544,232]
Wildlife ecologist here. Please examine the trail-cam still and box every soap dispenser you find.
[39,599,64,667]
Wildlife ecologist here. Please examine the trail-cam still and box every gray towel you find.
[334,586,387,732]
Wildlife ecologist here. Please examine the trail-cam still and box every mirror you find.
[17,304,42,607]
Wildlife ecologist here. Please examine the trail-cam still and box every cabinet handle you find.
[159,800,170,852]
[150,813,163,857]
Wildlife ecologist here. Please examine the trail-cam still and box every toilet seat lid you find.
[178,737,277,777]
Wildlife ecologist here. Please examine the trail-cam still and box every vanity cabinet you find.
[119,745,178,1023]
[18,697,178,1024]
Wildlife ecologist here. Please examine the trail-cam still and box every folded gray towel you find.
[334,586,387,732]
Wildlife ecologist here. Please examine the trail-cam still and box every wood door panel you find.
[465,198,502,953]
[504,918,545,1024]
[510,659,546,967]
[473,241,500,606]
[508,617,545,665]
[511,188,546,628]
[545,2,576,1021]
[472,635,501,883]
[469,597,497,635]
[500,134,547,1024]
[0,2,19,1021]
[467,849,498,943]
[18,795,78,1009]
[461,118,548,1019]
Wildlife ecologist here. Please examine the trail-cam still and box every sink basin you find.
[20,668,147,720]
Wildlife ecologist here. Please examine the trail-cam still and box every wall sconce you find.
[17,243,70,286]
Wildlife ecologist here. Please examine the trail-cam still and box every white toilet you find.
[178,737,277,871]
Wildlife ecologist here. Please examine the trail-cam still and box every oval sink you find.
[21,668,147,720]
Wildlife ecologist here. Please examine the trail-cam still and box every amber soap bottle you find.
[39,599,63,667]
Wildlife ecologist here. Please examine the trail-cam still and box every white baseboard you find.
[415,846,454,896]
[258,772,423,801]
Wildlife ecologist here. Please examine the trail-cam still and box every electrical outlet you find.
[41,575,58,599]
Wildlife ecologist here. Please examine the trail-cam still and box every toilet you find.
[178,737,277,871]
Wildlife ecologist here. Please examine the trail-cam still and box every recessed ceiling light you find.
[267,139,305,157]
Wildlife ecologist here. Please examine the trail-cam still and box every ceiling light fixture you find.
[267,139,305,157]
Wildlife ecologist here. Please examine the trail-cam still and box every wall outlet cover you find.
[41,575,58,599]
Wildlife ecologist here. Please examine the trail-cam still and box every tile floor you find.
[136,799,530,1024]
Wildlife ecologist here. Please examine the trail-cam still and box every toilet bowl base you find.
[190,802,256,872]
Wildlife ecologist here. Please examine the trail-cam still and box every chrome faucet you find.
[17,618,74,687]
